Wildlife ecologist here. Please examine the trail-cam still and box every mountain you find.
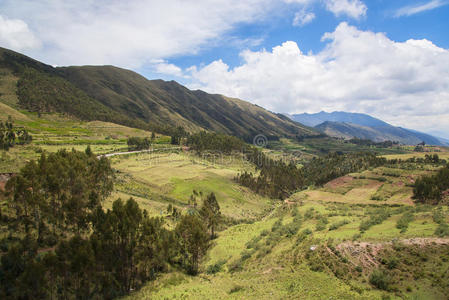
[315,122,445,146]
[290,111,446,146]
[0,47,316,139]
[291,111,390,127]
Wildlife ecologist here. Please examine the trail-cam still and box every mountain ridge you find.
[291,112,447,146]
[0,47,317,140]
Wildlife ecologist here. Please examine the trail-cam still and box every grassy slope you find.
[1,111,448,298]
[110,151,272,220]
[0,47,318,140]
[125,152,449,299]
[57,65,317,139]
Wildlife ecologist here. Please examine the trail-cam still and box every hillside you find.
[291,111,389,127]
[0,47,316,140]
[291,111,445,145]
[316,121,444,146]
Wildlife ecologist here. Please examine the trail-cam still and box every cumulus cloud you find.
[0,15,40,51]
[0,0,276,68]
[325,0,367,19]
[293,9,316,26]
[285,0,367,23]
[189,23,449,134]
[394,0,449,17]
[151,60,184,77]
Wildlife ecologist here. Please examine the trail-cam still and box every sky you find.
[1,0,449,138]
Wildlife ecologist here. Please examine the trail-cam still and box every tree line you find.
[186,131,246,153]
[413,163,449,205]
[347,138,399,148]
[0,149,220,299]
[127,136,151,151]
[236,149,386,199]
[0,117,32,150]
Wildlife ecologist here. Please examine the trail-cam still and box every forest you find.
[0,149,220,299]
[236,149,386,199]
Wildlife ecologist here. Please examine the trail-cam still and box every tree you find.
[127,137,150,151]
[175,214,209,275]
[170,126,187,145]
[200,192,221,239]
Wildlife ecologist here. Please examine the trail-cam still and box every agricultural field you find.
[122,152,449,299]
[110,151,272,220]
[1,104,448,299]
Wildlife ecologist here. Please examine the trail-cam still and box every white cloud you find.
[293,9,316,26]
[0,0,370,68]
[0,0,276,68]
[325,0,367,19]
[152,61,184,77]
[285,0,367,22]
[394,0,449,17]
[0,15,40,51]
[189,23,449,134]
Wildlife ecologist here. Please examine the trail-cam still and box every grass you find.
[2,106,449,299]
[110,152,272,220]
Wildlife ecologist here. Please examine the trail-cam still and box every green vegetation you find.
[237,150,386,199]
[2,46,449,300]
[187,131,246,153]
[0,117,32,150]
[127,136,151,151]
[414,163,449,204]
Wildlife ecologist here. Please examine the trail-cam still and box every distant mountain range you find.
[0,47,316,140]
[291,111,448,146]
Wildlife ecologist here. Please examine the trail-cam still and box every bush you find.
[396,212,414,233]
[229,284,244,294]
[329,220,349,231]
[296,229,312,244]
[359,208,390,232]
[435,223,449,237]
[369,269,391,291]
[206,259,227,274]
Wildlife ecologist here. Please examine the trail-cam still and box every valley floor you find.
[1,107,448,299]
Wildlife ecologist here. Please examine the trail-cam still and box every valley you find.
[0,47,448,300]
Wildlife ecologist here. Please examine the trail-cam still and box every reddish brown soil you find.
[324,176,354,189]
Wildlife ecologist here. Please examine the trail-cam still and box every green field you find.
[1,106,449,299]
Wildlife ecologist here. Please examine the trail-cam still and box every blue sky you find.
[1,0,448,137]
[164,0,449,73]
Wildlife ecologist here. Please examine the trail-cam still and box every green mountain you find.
[0,47,316,140]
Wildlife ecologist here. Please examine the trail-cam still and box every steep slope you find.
[57,65,315,139]
[291,111,389,127]
[0,46,316,139]
[316,121,445,145]
[0,47,149,130]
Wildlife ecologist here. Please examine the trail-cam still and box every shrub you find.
[206,259,227,274]
[369,269,391,291]
[435,223,449,237]
[396,212,414,233]
[329,220,349,231]
[229,285,244,294]
[296,228,312,244]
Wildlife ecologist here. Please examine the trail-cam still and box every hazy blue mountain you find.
[291,111,447,146]
[291,111,389,127]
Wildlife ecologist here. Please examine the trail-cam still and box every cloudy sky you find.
[1,0,449,138]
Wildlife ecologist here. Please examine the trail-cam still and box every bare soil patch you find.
[324,176,353,189]
[336,238,449,269]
